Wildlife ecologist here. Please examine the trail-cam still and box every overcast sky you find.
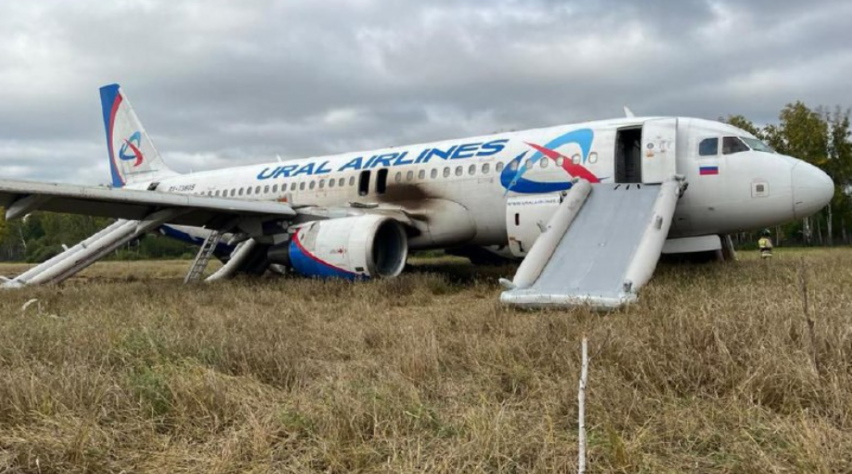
[1,0,850,184]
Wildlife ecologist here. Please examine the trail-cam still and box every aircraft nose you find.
[791,161,834,218]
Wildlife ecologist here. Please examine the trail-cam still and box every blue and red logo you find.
[118,131,144,167]
[500,128,600,194]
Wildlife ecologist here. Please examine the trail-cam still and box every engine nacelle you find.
[288,215,408,279]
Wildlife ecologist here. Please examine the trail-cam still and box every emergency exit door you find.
[641,118,678,184]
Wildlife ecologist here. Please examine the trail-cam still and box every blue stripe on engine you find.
[288,238,362,280]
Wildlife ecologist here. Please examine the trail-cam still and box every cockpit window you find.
[740,137,775,153]
[699,138,718,156]
[722,136,750,155]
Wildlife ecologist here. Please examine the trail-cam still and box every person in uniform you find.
[758,229,773,259]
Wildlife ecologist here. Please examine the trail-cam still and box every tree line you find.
[0,100,850,262]
[0,212,195,262]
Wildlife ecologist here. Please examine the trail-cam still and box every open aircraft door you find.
[641,118,678,184]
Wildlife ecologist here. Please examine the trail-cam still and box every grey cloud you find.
[0,0,849,182]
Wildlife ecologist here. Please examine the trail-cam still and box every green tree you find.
[0,210,196,262]
[0,209,6,245]
[772,101,829,164]
[825,108,852,244]
[764,102,830,244]
[724,115,762,137]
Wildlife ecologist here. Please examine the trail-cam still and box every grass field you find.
[1,249,851,473]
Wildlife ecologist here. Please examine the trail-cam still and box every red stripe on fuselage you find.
[525,142,600,183]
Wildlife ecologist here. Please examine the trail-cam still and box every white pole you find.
[578,336,589,474]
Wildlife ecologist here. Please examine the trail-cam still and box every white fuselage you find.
[134,116,833,250]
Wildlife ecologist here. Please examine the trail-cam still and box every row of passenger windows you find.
[195,159,560,199]
[195,155,592,199]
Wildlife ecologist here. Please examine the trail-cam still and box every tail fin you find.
[99,84,178,188]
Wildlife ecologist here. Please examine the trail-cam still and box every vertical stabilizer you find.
[99,84,177,188]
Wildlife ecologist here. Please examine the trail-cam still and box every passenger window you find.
[338,177,345,187]
[329,178,335,188]
[272,184,278,193]
[214,190,220,197]
[418,170,426,180]
[455,166,463,176]
[395,172,402,183]
[468,164,476,175]
[291,182,297,191]
[509,161,518,172]
[230,189,236,197]
[246,187,252,196]
[482,163,490,174]
[300,182,306,191]
[443,167,451,178]
[309,181,316,190]
[349,176,355,187]
[431,169,438,179]
[238,188,244,196]
[319,179,325,189]
[496,162,504,172]
[723,136,749,155]
[540,158,548,168]
[699,138,718,156]
[406,170,414,181]
[556,157,564,167]
[256,186,261,194]
[525,159,533,169]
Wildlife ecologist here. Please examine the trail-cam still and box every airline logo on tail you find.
[501,128,600,194]
[119,131,144,167]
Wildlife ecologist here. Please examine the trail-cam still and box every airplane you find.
[0,84,834,308]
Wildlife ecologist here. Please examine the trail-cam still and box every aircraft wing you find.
[0,179,295,229]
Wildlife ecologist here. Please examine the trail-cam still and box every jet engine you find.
[282,215,408,279]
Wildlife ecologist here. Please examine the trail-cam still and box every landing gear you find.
[719,234,737,262]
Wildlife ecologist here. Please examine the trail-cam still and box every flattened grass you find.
[0,249,851,472]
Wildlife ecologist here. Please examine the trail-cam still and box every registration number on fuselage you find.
[168,184,196,193]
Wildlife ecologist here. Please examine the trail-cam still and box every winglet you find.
[624,106,635,118]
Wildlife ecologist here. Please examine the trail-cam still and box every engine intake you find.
[287,215,408,279]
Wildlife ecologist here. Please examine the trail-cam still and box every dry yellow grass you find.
[0,249,851,473]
